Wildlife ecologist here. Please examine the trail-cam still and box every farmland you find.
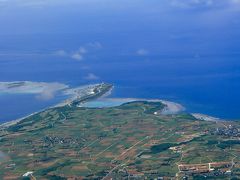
[0,101,240,179]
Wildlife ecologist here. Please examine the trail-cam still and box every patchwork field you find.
[0,101,239,179]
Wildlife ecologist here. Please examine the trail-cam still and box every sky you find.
[0,0,240,87]
[0,0,240,73]
[0,0,240,35]
[0,0,239,53]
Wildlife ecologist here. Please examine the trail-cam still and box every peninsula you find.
[0,83,240,179]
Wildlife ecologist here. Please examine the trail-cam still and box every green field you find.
[0,101,239,179]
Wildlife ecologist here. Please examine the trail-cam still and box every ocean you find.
[0,1,240,122]
[0,34,239,122]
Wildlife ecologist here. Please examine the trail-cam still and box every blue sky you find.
[0,0,239,55]
[0,0,239,79]
[0,0,240,35]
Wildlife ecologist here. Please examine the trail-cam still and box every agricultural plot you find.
[0,101,239,179]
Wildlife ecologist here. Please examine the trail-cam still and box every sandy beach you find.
[159,100,185,115]
[191,113,221,122]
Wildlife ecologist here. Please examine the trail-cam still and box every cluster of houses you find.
[214,125,240,137]
[42,135,83,147]
[179,162,233,179]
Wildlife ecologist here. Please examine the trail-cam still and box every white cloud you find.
[84,73,100,80]
[71,53,83,61]
[54,50,67,56]
[54,42,102,61]
[136,49,149,56]
[71,47,87,61]
[0,81,68,101]
[231,0,240,4]
[170,0,213,8]
[87,42,103,49]
[36,89,55,101]
[78,47,87,54]
[169,0,240,9]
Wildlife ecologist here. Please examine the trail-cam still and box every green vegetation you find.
[0,101,239,179]
[217,140,240,149]
[150,143,176,154]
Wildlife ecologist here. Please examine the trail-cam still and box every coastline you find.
[0,83,228,129]
[0,83,113,129]
[0,108,50,129]
[80,97,226,122]
[191,113,221,122]
[80,97,185,115]
[159,100,185,115]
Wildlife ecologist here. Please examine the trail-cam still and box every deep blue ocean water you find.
[0,1,240,122]
[0,34,239,122]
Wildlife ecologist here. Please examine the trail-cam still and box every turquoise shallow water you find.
[81,98,134,108]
